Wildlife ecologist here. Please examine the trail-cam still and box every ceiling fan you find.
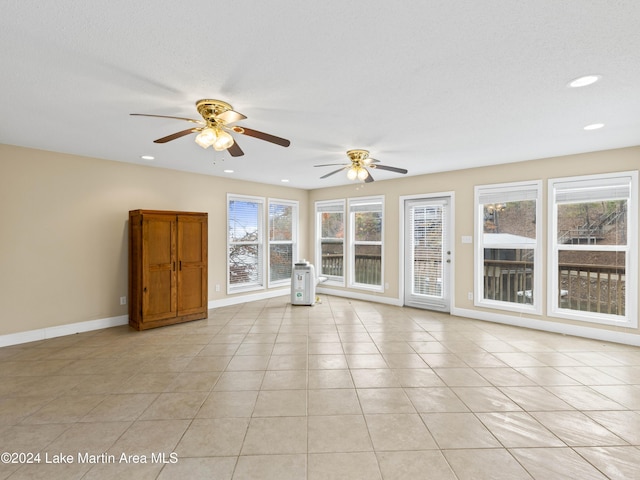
[130,99,290,157]
[315,149,408,182]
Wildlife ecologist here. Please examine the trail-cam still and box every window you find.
[475,181,542,313]
[549,172,637,326]
[227,195,264,292]
[316,200,345,285]
[268,199,298,286]
[349,196,384,291]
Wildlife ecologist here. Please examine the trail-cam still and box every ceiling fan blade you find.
[130,113,204,125]
[236,127,291,147]
[374,164,408,174]
[227,141,244,157]
[364,169,375,183]
[314,163,349,167]
[216,109,247,124]
[365,158,381,164]
[320,167,347,179]
[153,128,200,143]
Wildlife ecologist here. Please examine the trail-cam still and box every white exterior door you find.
[404,197,452,312]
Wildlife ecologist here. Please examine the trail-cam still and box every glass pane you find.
[321,212,344,238]
[558,250,625,315]
[483,249,535,304]
[270,244,292,282]
[229,244,261,285]
[354,244,381,286]
[269,204,293,241]
[483,200,536,238]
[557,200,627,245]
[354,212,382,241]
[412,205,443,297]
[321,241,343,276]
[229,200,259,242]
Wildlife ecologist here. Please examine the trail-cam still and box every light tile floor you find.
[1,295,640,479]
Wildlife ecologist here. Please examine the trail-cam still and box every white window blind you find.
[554,176,632,204]
[317,202,344,213]
[349,200,383,213]
[410,203,445,297]
[478,184,539,204]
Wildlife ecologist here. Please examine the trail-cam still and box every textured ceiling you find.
[2,1,640,189]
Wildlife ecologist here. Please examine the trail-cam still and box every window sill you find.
[227,284,265,295]
[475,298,541,315]
[549,308,637,329]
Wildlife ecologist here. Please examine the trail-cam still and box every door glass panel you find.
[411,205,443,297]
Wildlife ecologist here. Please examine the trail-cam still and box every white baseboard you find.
[0,289,292,349]
[0,315,129,348]
[452,306,640,347]
[208,288,290,309]
[316,287,403,307]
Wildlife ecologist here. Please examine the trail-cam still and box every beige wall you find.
[2,143,639,342]
[308,146,640,339]
[0,144,308,336]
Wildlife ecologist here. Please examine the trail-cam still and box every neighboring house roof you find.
[484,233,536,246]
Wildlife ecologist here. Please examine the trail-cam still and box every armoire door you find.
[142,214,177,322]
[177,214,208,315]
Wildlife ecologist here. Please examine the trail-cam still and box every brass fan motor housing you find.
[346,149,369,161]
[346,149,371,167]
[196,99,234,122]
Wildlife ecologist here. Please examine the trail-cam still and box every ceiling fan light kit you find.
[194,126,234,150]
[347,166,368,181]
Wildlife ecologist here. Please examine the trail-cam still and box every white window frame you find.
[475,181,542,314]
[548,171,638,327]
[227,194,265,294]
[315,199,346,286]
[348,195,384,292]
[267,198,298,288]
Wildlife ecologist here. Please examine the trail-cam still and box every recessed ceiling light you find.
[140,155,155,160]
[223,169,234,173]
[281,179,290,183]
[584,123,605,130]
[568,75,602,88]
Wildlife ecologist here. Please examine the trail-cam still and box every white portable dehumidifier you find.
[291,260,316,306]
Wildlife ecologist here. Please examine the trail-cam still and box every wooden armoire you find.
[128,210,208,330]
